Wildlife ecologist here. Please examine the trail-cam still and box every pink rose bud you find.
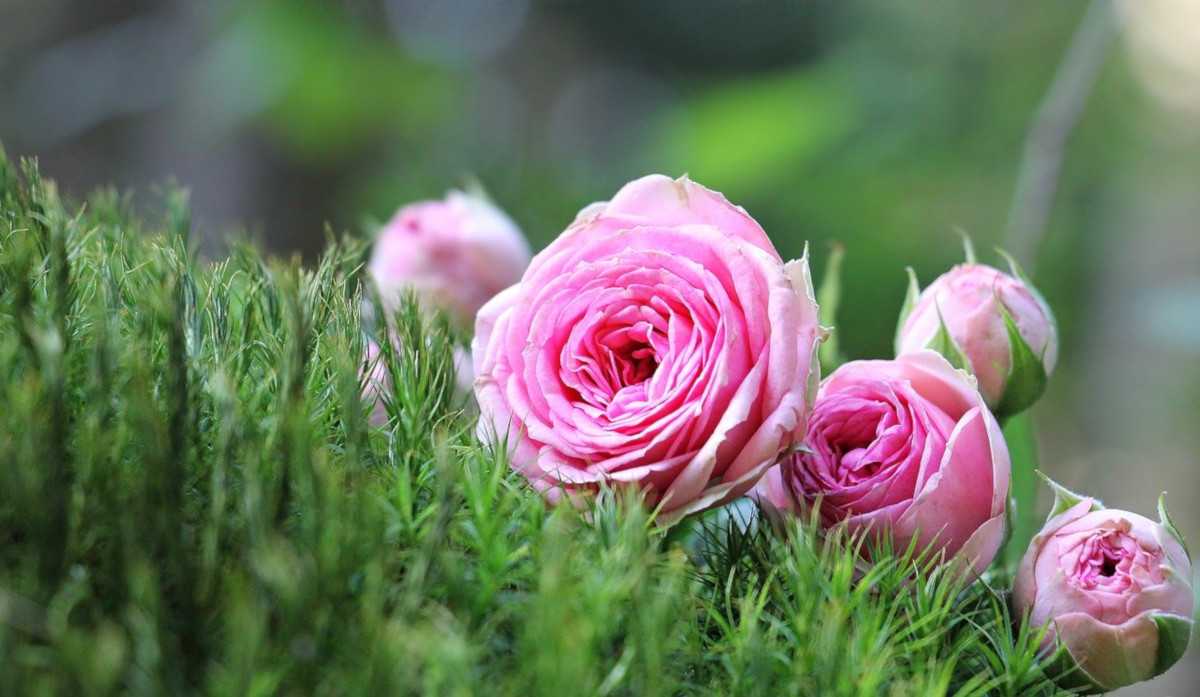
[1013,479,1194,694]
[361,340,391,427]
[895,260,1057,418]
[473,175,823,524]
[754,350,1011,577]
[368,189,532,330]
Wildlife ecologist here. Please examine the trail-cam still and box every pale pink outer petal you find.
[1051,611,1163,690]
[473,284,523,445]
[750,464,795,517]
[1013,499,1095,619]
[658,385,805,525]
[892,405,1009,567]
[582,174,780,259]
[747,256,822,518]
[953,514,1007,578]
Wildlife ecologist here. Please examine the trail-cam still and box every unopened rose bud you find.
[895,259,1057,418]
[368,189,531,331]
[1013,479,1194,694]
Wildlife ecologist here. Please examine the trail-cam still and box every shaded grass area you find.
[0,148,1068,696]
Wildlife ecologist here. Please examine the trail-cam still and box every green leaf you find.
[927,304,970,372]
[1037,471,1102,520]
[1152,614,1194,678]
[991,300,1047,419]
[816,242,844,373]
[1158,494,1191,561]
[893,266,922,355]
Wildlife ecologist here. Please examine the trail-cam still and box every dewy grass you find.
[0,148,1071,695]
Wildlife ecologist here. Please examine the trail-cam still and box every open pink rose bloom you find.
[473,175,822,523]
[755,350,1011,576]
[1013,499,1194,693]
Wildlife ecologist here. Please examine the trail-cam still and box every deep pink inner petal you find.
[1062,525,1143,593]
[787,376,956,522]
[506,246,759,475]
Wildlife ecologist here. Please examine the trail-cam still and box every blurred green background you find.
[2,1,1198,692]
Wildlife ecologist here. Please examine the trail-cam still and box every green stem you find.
[1001,413,1040,574]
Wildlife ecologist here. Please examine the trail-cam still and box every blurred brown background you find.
[2,1,1197,692]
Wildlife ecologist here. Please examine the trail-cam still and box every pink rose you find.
[755,350,1010,576]
[473,175,822,523]
[1013,492,1194,693]
[368,190,531,330]
[896,263,1057,417]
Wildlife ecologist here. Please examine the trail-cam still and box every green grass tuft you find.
[0,148,1070,695]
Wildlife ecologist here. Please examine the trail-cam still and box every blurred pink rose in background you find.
[368,189,532,330]
[896,263,1057,417]
[1013,495,1194,693]
[755,350,1010,577]
[473,174,822,524]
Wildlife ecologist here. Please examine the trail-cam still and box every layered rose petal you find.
[1013,498,1195,692]
[756,350,1010,577]
[474,175,821,523]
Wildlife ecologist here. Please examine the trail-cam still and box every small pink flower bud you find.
[368,190,531,330]
[896,262,1057,417]
[1013,483,1194,693]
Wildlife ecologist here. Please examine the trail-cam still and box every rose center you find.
[1067,529,1135,590]
[564,314,670,414]
[836,440,882,483]
[613,343,658,389]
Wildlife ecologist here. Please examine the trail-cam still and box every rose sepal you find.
[992,299,1049,419]
[1157,494,1190,561]
[815,242,844,373]
[785,246,827,412]
[1036,472,1103,520]
[1152,613,1194,677]
[893,266,921,355]
[925,305,971,372]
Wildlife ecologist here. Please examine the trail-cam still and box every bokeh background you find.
[2,0,1198,692]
